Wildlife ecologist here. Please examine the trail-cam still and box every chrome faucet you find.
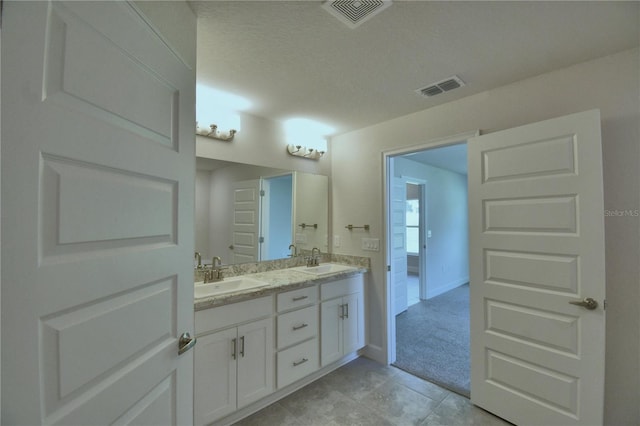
[307,247,321,267]
[194,252,202,269]
[288,244,298,257]
[204,256,227,283]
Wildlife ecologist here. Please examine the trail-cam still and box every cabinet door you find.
[194,328,238,426]
[342,293,364,354]
[237,318,274,408]
[321,297,344,366]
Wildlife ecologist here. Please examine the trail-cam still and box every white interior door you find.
[391,175,409,315]
[1,1,196,424]
[231,179,261,263]
[468,110,606,425]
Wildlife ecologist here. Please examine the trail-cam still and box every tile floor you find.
[234,357,512,426]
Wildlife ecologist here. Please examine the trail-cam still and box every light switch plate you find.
[361,238,379,251]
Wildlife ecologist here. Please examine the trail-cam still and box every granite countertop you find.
[194,264,367,311]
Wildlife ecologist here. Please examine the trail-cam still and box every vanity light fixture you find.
[287,144,325,160]
[196,122,237,142]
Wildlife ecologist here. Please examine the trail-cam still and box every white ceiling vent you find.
[322,1,392,29]
[415,76,466,98]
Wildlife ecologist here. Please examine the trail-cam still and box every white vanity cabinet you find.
[276,286,319,388]
[320,275,365,366]
[194,297,274,426]
[193,269,366,425]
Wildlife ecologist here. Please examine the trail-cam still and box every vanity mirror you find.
[196,157,329,266]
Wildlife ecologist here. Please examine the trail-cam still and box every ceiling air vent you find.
[416,75,466,98]
[322,0,392,29]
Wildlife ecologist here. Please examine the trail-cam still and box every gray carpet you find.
[393,283,470,397]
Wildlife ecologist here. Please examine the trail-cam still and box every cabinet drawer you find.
[277,338,319,389]
[195,296,272,336]
[320,275,363,301]
[277,285,317,312]
[277,305,318,349]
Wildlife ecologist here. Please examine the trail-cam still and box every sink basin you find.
[293,263,357,276]
[194,276,269,298]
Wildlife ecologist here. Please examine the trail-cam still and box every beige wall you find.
[330,48,640,424]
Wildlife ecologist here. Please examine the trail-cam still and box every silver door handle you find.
[239,336,245,357]
[344,303,349,319]
[292,323,308,330]
[178,332,196,355]
[232,338,237,360]
[569,297,598,310]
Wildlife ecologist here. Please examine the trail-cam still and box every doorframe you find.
[383,130,478,364]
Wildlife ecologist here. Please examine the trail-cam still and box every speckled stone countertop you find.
[194,257,369,311]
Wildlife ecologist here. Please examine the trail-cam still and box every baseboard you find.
[362,343,386,365]
[426,277,469,299]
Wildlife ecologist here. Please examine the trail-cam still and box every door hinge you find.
[603,299,607,310]
[259,236,264,243]
[387,265,391,272]
[260,189,265,196]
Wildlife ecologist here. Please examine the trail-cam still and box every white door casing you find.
[2,1,195,424]
[391,175,409,315]
[231,179,261,264]
[468,110,606,425]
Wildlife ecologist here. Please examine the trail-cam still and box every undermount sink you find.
[194,276,269,298]
[293,263,357,276]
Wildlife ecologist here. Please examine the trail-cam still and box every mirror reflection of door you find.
[260,174,293,261]
[232,179,261,264]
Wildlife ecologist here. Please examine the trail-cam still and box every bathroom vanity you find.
[193,263,366,426]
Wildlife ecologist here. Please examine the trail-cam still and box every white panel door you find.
[1,1,196,424]
[391,176,409,315]
[468,110,605,425]
[231,179,261,263]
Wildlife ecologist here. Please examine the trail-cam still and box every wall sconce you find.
[196,122,237,142]
[287,144,325,160]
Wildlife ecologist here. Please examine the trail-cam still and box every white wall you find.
[331,48,639,425]
[395,158,469,298]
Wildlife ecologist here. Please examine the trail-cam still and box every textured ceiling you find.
[192,1,639,137]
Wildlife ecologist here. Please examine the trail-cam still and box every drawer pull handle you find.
[239,336,245,358]
[232,338,237,360]
[293,358,309,367]
[292,323,309,331]
[292,295,308,301]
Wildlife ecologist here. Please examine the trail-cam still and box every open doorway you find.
[388,142,470,396]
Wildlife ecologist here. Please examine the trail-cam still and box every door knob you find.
[178,332,196,355]
[569,298,598,310]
